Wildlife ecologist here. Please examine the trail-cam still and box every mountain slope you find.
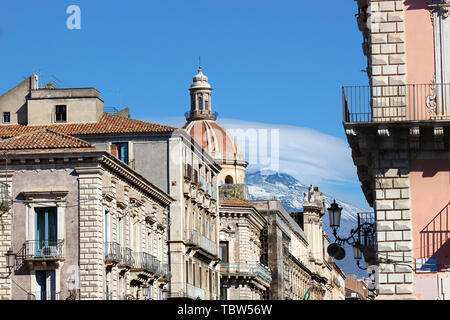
[246,171,368,278]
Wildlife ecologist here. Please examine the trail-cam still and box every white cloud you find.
[144,116,358,188]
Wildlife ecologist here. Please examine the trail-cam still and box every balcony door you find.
[35,207,57,258]
[35,270,56,300]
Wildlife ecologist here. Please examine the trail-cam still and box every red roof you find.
[0,128,92,150]
[0,113,176,139]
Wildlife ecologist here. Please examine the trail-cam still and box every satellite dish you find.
[327,243,346,260]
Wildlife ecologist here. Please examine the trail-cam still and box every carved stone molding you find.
[428,0,450,18]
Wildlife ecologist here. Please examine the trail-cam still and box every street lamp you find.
[326,200,376,270]
[328,200,342,229]
[1,249,16,279]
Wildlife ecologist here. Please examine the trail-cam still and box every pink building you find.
[344,0,450,299]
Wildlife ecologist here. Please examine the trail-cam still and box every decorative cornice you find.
[100,154,173,207]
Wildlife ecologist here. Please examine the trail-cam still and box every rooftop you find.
[0,128,92,150]
[0,113,176,139]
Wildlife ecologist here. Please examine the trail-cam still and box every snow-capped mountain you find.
[246,170,369,278]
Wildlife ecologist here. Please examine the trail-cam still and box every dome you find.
[183,120,247,165]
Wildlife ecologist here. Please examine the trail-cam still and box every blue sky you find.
[0,0,370,208]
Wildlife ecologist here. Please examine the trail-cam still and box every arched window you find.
[198,96,203,110]
[225,175,234,184]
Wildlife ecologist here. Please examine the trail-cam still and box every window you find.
[35,270,56,300]
[111,142,129,165]
[3,112,10,123]
[55,105,67,122]
[219,242,229,264]
[35,207,58,258]
[225,175,234,184]
[198,96,203,110]
[220,286,228,300]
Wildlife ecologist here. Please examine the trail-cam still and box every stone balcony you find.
[220,263,272,287]
[184,229,217,259]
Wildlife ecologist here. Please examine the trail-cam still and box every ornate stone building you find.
[181,67,345,300]
[0,75,222,300]
[0,127,172,300]
[345,0,450,299]
[218,185,271,300]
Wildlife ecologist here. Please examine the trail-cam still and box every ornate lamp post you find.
[1,249,16,279]
[326,200,376,270]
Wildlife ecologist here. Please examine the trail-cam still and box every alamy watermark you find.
[66,5,81,30]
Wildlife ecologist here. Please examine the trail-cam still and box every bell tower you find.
[186,66,216,122]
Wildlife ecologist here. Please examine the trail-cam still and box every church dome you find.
[182,65,248,185]
[183,119,246,165]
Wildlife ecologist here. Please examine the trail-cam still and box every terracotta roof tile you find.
[0,113,176,139]
[0,128,92,150]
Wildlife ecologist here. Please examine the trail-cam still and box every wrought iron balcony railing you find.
[168,283,205,300]
[105,241,122,263]
[118,247,134,268]
[342,84,450,123]
[159,263,171,279]
[23,240,64,260]
[185,229,217,257]
[27,291,60,300]
[220,263,272,283]
[131,252,160,274]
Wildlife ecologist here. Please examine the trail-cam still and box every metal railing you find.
[23,240,64,260]
[185,229,217,257]
[132,252,160,274]
[105,242,122,263]
[159,263,171,279]
[118,247,134,267]
[168,283,205,300]
[420,201,450,271]
[342,84,450,123]
[28,291,60,300]
[220,263,272,283]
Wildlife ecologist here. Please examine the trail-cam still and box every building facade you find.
[218,184,271,300]
[345,0,450,299]
[0,75,221,300]
[0,129,172,300]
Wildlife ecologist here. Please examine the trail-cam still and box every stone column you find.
[0,172,13,300]
[76,167,104,300]
[368,0,407,121]
[373,150,414,299]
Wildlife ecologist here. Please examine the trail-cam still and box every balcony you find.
[27,291,60,300]
[105,242,122,264]
[220,263,272,284]
[185,229,217,257]
[23,240,64,261]
[342,84,450,124]
[118,247,134,268]
[168,283,205,300]
[159,263,171,280]
[131,252,160,275]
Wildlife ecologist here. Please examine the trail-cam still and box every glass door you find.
[35,207,57,258]
[36,270,56,300]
